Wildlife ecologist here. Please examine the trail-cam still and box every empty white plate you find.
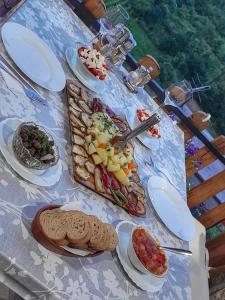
[147,176,195,241]
[0,118,62,187]
[1,22,66,92]
[115,220,166,292]
[65,46,106,94]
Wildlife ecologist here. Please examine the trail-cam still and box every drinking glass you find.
[124,55,160,92]
[96,24,136,68]
[124,65,152,92]
[99,4,129,33]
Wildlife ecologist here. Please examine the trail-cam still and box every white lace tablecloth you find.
[0,0,191,299]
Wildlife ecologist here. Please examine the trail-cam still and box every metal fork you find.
[112,113,161,148]
[0,58,47,106]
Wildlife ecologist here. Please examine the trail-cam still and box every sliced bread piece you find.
[66,212,90,243]
[39,210,67,242]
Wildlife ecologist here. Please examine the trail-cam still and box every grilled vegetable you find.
[114,190,128,205]
[110,189,123,206]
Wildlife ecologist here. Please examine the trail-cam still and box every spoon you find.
[159,245,192,256]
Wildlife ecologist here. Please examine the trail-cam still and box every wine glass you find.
[166,80,193,107]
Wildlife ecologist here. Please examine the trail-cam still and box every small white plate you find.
[125,107,160,150]
[0,118,62,187]
[147,176,195,241]
[115,220,166,292]
[65,46,106,94]
[1,22,66,92]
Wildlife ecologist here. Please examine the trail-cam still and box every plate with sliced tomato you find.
[125,107,160,150]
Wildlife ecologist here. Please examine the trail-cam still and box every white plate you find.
[65,46,106,94]
[0,118,62,187]
[1,22,66,92]
[115,220,166,292]
[125,107,160,150]
[147,176,195,241]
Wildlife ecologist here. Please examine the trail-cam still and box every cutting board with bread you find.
[66,80,146,217]
[32,205,118,257]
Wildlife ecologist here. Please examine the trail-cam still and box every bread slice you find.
[39,210,67,241]
[88,216,106,250]
[66,212,90,243]
[105,224,118,251]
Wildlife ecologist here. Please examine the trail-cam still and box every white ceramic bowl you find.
[127,227,168,278]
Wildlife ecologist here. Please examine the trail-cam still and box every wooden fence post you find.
[187,170,225,208]
[186,135,225,176]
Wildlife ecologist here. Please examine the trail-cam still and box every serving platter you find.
[66,79,146,217]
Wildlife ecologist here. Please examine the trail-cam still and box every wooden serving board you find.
[66,79,146,217]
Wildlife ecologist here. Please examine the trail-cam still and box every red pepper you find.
[111,177,120,190]
[98,165,111,189]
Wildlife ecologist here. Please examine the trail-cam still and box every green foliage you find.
[105,0,225,134]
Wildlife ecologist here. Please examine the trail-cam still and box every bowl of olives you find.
[12,122,59,170]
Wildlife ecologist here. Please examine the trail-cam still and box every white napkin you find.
[0,68,25,95]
